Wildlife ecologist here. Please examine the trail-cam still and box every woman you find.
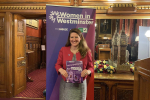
[55,28,94,100]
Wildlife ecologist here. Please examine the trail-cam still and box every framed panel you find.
[17,20,24,33]
[0,63,5,85]
[0,17,4,30]
[0,35,4,59]
[17,36,25,58]
[98,19,112,38]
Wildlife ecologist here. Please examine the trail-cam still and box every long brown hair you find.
[65,28,89,59]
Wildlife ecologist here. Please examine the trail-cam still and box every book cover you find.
[66,61,83,83]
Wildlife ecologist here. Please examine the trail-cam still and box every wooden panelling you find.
[0,0,74,9]
[81,0,149,1]
[0,91,6,98]
[94,83,106,100]
[0,0,73,7]
[116,85,133,100]
[0,16,4,62]
[94,73,134,100]
[17,67,26,90]
[0,17,4,31]
[139,76,150,100]
[13,14,26,96]
[0,0,70,2]
[0,13,6,98]
[0,63,5,85]
[0,12,13,98]
[1,4,150,19]
[0,35,4,60]
[17,36,25,58]
[79,0,150,6]
[5,12,13,98]
[26,36,41,73]
[134,58,150,100]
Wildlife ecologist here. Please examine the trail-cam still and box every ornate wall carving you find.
[0,4,150,14]
[18,20,24,33]
[117,89,133,100]
[17,60,26,67]
[0,6,46,10]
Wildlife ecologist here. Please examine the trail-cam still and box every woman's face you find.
[70,32,81,47]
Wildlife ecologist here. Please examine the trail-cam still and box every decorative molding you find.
[137,6,150,9]
[94,88,100,100]
[117,64,130,72]
[17,20,24,33]
[112,3,135,7]
[0,5,150,11]
[0,6,46,10]
[79,6,108,10]
[74,0,77,6]
[0,5,108,10]
[26,36,41,42]
[117,89,133,100]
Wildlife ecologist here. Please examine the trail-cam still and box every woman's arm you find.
[81,50,94,77]
[55,48,63,74]
[55,47,68,78]
[86,50,94,75]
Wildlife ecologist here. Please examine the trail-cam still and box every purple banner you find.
[46,5,95,100]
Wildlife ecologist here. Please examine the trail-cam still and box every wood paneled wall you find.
[26,36,41,73]
[0,13,6,98]
[0,0,74,7]
[134,58,150,100]
[0,12,13,98]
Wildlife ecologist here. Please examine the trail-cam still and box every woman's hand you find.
[81,69,91,77]
[58,68,68,78]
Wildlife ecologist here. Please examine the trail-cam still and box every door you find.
[133,58,150,100]
[13,14,26,96]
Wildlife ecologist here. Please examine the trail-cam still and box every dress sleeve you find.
[55,47,63,75]
[87,50,94,75]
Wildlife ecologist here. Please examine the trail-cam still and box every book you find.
[66,61,83,83]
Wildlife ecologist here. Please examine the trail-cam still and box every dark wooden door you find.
[0,13,6,98]
[134,58,150,100]
[13,14,26,96]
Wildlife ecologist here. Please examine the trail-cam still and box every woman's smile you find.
[70,32,81,47]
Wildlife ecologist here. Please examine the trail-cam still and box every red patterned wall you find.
[137,19,143,36]
[119,19,123,34]
[147,19,150,26]
[125,19,128,36]
[129,19,135,44]
[26,20,42,37]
